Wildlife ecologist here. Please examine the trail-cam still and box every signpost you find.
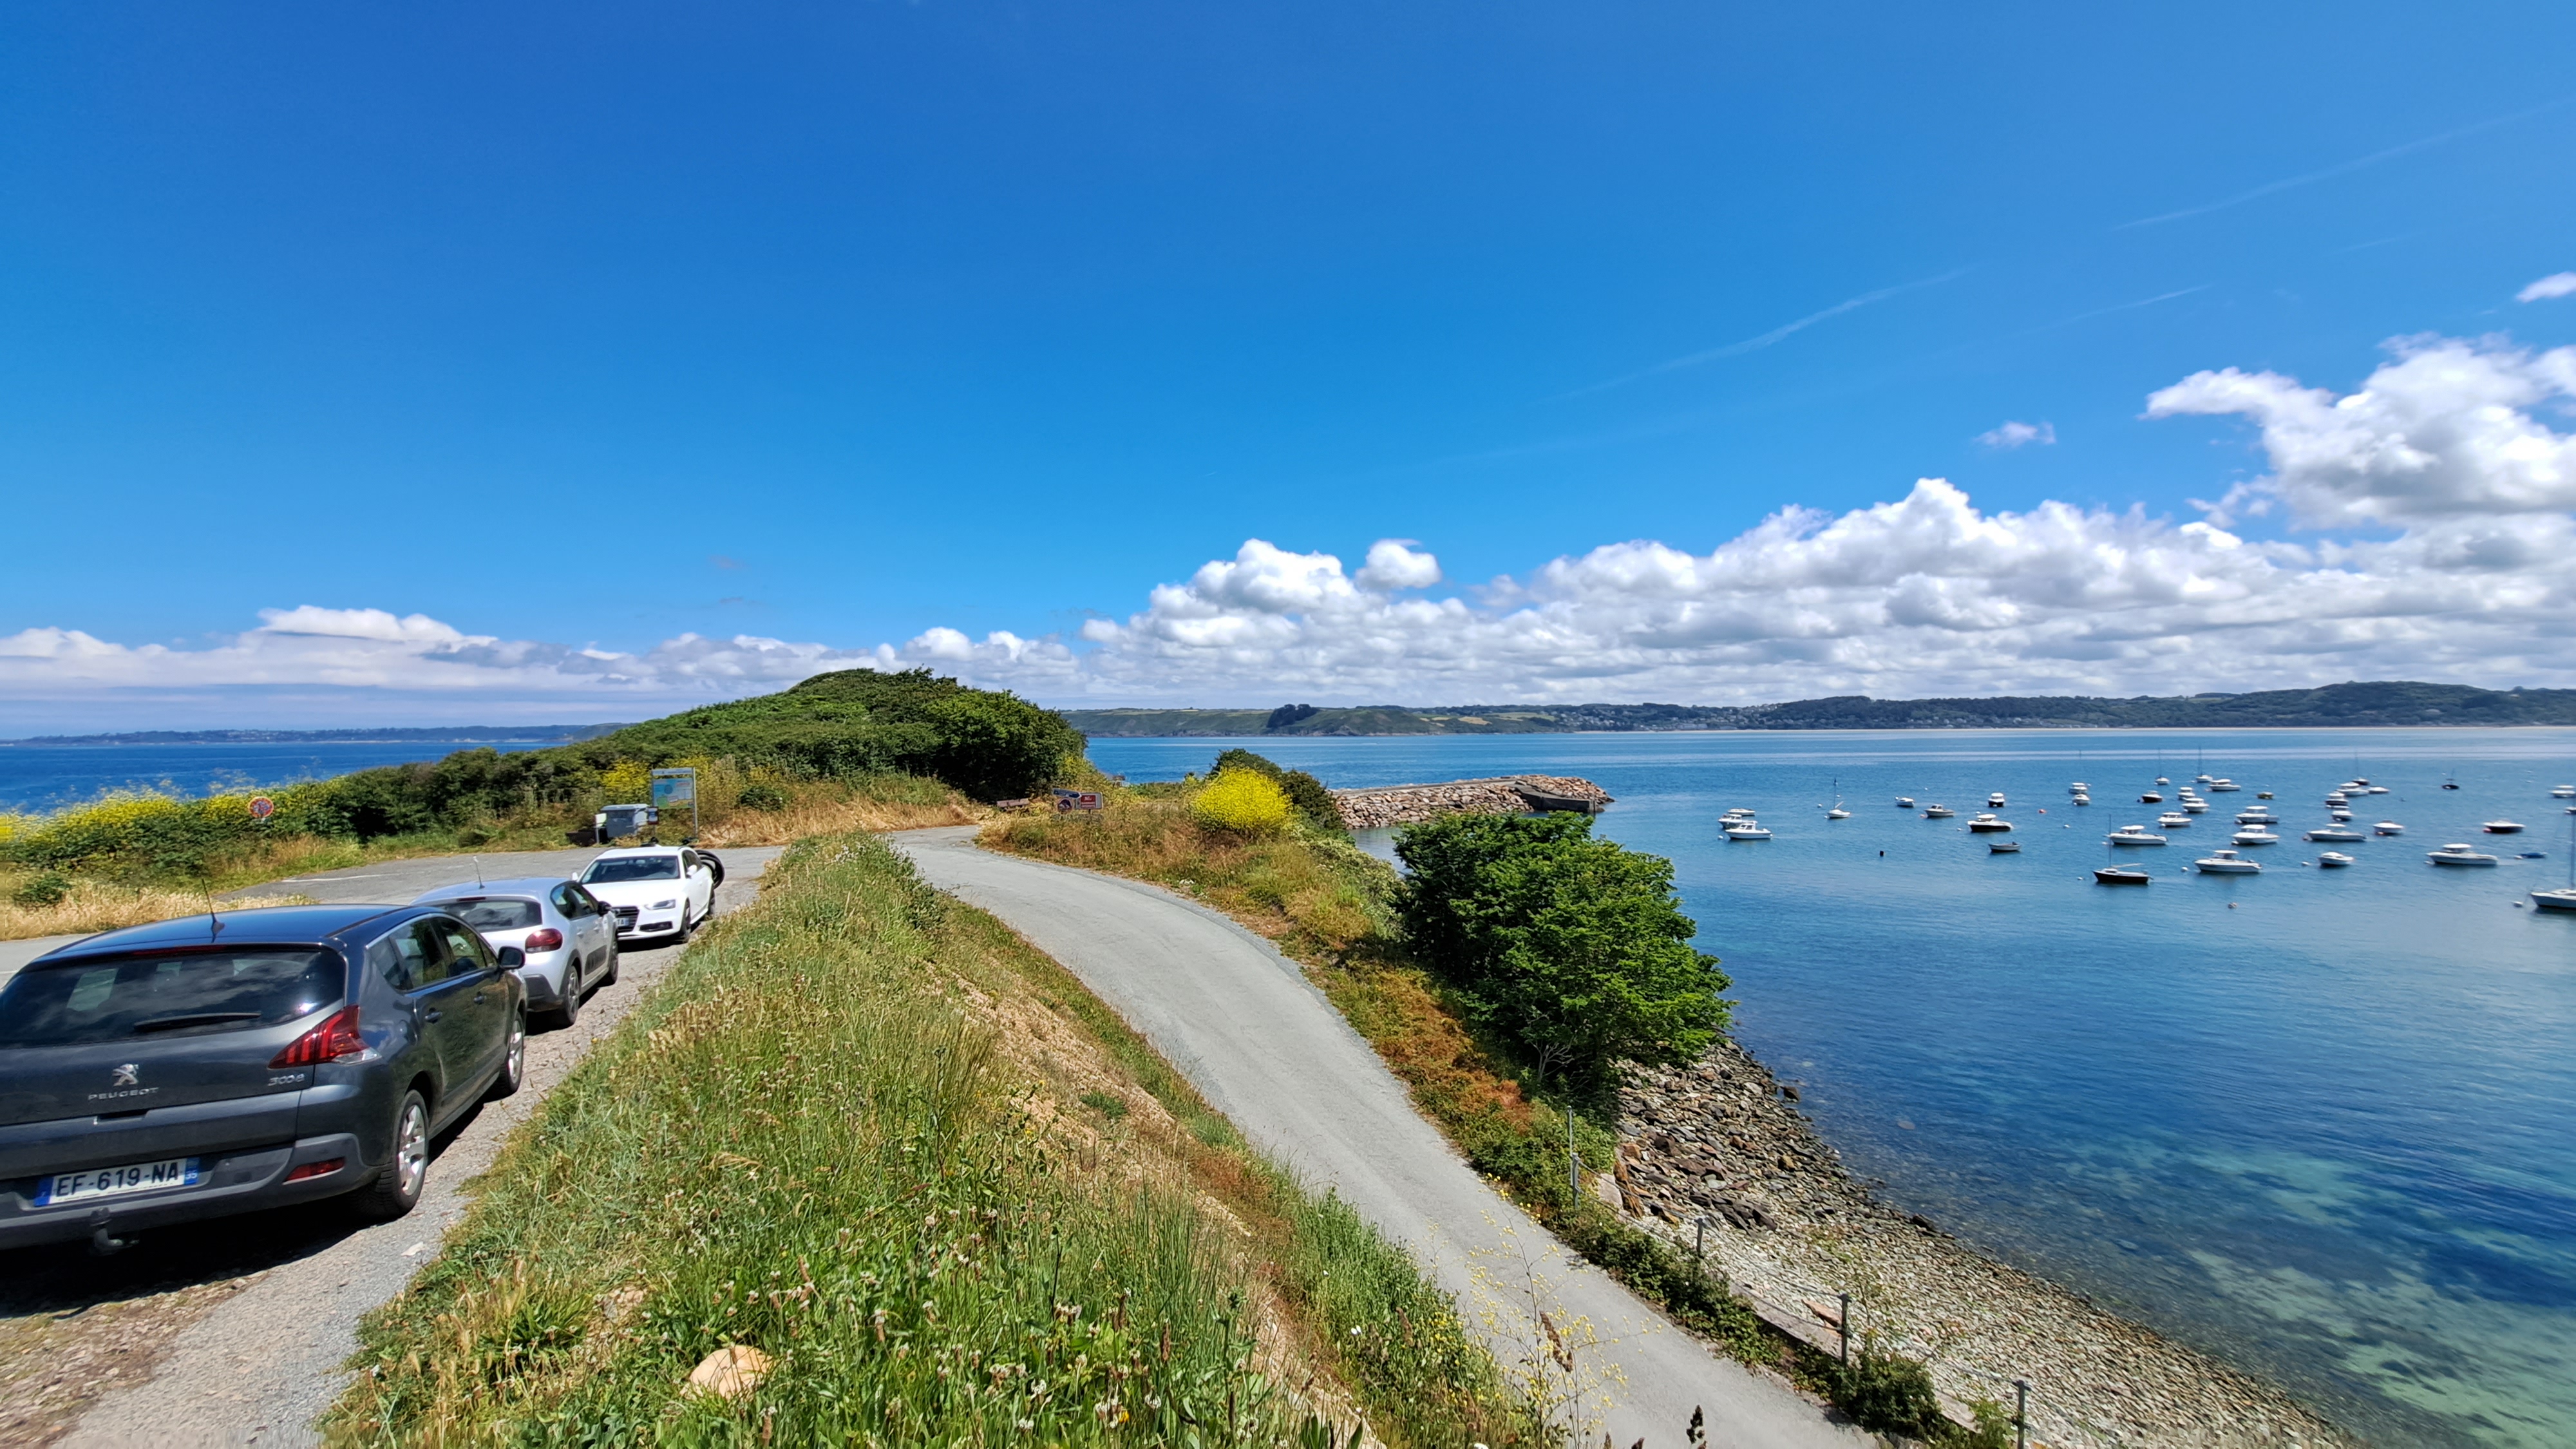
[652,768,700,841]
[247,796,274,821]
[1052,788,1103,814]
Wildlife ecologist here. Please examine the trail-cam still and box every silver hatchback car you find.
[410,878,617,1028]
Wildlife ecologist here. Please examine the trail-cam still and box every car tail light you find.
[524,927,564,952]
[285,1158,345,1182]
[270,1005,366,1068]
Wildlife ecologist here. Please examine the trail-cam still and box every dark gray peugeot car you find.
[0,904,526,1252]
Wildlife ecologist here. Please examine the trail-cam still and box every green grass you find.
[326,831,1538,1448]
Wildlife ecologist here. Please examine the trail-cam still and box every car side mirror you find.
[496,946,526,968]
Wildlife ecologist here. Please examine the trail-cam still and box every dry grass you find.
[0,878,317,942]
[697,776,983,846]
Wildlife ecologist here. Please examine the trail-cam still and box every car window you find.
[430,897,543,931]
[0,949,343,1047]
[366,921,453,993]
[582,856,679,883]
[433,919,497,973]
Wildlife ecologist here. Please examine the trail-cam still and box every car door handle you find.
[422,1009,444,1023]
[472,991,488,1004]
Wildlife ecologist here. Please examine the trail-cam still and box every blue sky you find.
[5,3,2576,727]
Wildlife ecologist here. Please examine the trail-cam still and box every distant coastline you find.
[1,724,627,748]
[1066,679,2576,737]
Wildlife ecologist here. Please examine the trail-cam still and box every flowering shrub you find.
[1189,770,1291,835]
[598,760,654,802]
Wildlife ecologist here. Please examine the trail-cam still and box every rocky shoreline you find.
[1610,1039,2366,1448]
[1329,775,1613,829]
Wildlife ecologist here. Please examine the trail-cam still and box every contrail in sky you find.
[2116,97,2571,231]
[1563,267,1971,397]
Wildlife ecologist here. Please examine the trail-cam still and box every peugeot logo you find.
[110,1063,140,1087]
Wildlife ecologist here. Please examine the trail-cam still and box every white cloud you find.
[2517,272,2576,303]
[2146,335,2576,527]
[13,332,2576,723]
[1976,421,2056,450]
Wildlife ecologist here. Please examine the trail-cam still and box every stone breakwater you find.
[1329,775,1613,830]
[1611,1039,2363,1449]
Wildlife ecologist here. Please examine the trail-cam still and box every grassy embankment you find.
[985,786,2012,1446]
[327,830,1539,1447]
[0,668,1061,940]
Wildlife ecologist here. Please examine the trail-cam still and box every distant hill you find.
[1063,683,2576,736]
[5,724,629,746]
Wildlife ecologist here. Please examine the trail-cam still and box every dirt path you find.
[891,826,1866,1449]
[0,847,780,1448]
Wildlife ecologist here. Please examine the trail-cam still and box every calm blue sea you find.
[1091,730,2576,1448]
[0,741,556,813]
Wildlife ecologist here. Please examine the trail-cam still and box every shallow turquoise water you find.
[1089,730,2576,1447]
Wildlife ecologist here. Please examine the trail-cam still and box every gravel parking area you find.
[0,846,779,1449]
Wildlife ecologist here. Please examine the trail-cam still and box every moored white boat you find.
[1922,804,1955,819]
[1895,796,1915,808]
[2208,779,2240,791]
[1986,792,2007,808]
[2181,799,2209,813]
[2329,807,2354,822]
[1723,820,1772,840]
[2318,851,2356,867]
[2304,826,2365,842]
[1967,813,2013,833]
[2483,820,2526,835]
[2094,865,2152,884]
[2194,849,2260,874]
[1989,839,2021,853]
[2552,785,2576,800]
[2532,886,2576,910]
[2324,791,2349,807]
[2107,825,2168,846]
[2139,790,2164,804]
[1825,806,1850,819]
[2069,781,2090,794]
[2427,843,2499,866]
[2232,827,2280,846]
[2157,811,2192,829]
[2235,808,2278,826]
[2070,793,2091,806]
[2374,821,2405,836]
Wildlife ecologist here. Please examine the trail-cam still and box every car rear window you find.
[582,856,679,882]
[0,949,345,1048]
[431,897,544,931]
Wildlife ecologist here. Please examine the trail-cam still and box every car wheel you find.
[676,907,696,943]
[598,941,620,986]
[553,973,581,1030]
[352,1090,430,1222]
[487,1008,526,1099]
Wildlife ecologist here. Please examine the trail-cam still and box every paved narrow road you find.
[892,828,1862,1449]
[1,846,779,1449]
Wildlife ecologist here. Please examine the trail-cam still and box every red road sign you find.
[248,796,275,820]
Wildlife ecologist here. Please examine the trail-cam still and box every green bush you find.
[1206,749,1343,829]
[1814,1349,1951,1441]
[737,781,790,811]
[1394,812,1730,1088]
[12,873,71,907]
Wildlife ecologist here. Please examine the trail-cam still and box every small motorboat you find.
[2519,852,2549,860]
[2374,821,2405,836]
[2195,773,2215,785]
[2235,808,2278,826]
[1967,813,2014,833]
[2155,775,2171,786]
[1721,807,1756,820]
[1723,820,1773,841]
[2324,791,2349,807]
[2139,791,2164,804]
[2094,866,2152,885]
[2195,849,2262,875]
[2255,790,2275,800]
[2107,826,2168,846]
[1986,792,2008,808]
[2181,799,2209,813]
[2367,786,2389,795]
[1825,806,1850,819]
[2533,886,2576,910]
[2442,776,2461,790]
[2158,811,2193,829]
[2552,785,2576,800]
[1989,839,2022,853]
[2070,793,2091,806]
[1922,804,1956,819]
[2232,827,2281,846]
[1895,796,1915,808]
[2069,781,2090,794]
[2209,779,2240,791]
[2329,806,2354,822]
[2427,843,2499,867]
[2318,851,2356,868]
[2304,826,2366,842]
[2483,820,2526,835]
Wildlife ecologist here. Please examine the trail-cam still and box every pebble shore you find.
[1330,775,1614,829]
[1613,1039,2368,1448]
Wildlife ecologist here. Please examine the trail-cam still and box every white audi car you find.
[578,847,723,943]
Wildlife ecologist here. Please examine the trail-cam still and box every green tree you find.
[1394,813,1728,1087]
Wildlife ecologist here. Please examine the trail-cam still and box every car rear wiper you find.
[131,1012,262,1034]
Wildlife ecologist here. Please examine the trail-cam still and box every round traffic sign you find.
[249,796,275,819]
